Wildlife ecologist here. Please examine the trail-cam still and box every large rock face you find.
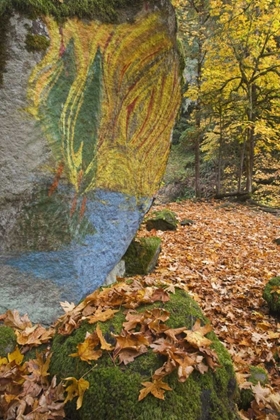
[0,2,181,323]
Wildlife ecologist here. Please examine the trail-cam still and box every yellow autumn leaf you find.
[96,324,113,351]
[70,332,102,363]
[64,377,89,410]
[7,347,24,365]
[0,356,8,366]
[138,379,172,401]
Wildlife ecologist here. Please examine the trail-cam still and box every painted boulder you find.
[0,1,181,323]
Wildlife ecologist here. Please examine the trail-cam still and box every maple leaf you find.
[138,379,172,401]
[113,331,150,353]
[3,310,32,330]
[60,301,76,313]
[150,288,170,302]
[64,377,89,410]
[86,308,119,324]
[16,325,55,346]
[70,332,102,363]
[7,347,24,365]
[118,346,148,365]
[25,352,52,383]
[184,320,212,349]
[251,382,271,405]
[164,327,186,342]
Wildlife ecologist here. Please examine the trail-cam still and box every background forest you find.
[167,0,280,206]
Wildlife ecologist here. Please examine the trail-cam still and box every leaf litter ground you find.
[136,199,280,419]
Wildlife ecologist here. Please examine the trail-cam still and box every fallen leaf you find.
[64,377,89,410]
[138,379,172,401]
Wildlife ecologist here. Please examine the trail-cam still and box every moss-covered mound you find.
[263,276,280,314]
[239,366,268,410]
[123,237,161,275]
[49,290,240,420]
[146,209,178,231]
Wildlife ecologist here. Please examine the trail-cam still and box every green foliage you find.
[170,0,280,203]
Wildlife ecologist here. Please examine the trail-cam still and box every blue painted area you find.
[7,189,152,303]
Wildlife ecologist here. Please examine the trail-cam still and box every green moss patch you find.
[49,289,240,420]
[123,237,162,275]
[0,0,144,23]
[263,276,280,314]
[0,326,17,357]
[25,33,50,52]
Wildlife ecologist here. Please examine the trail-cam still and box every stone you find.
[0,1,181,324]
[263,276,280,314]
[146,209,178,231]
[49,289,240,420]
[123,237,161,275]
[104,260,125,286]
[239,366,268,410]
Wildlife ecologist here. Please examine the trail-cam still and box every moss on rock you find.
[25,33,50,52]
[49,289,240,420]
[123,237,161,275]
[0,0,144,23]
[263,276,280,314]
[0,326,17,357]
[239,366,268,410]
[146,209,178,231]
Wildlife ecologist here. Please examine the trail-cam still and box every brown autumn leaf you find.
[138,379,172,401]
[3,310,32,330]
[113,331,150,352]
[86,308,119,324]
[164,327,186,342]
[70,332,102,363]
[16,325,55,346]
[184,320,212,349]
[150,288,170,302]
[118,345,148,365]
[251,382,271,405]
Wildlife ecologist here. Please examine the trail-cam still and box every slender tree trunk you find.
[246,84,256,193]
[238,138,246,193]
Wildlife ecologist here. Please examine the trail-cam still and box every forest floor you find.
[136,199,280,419]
